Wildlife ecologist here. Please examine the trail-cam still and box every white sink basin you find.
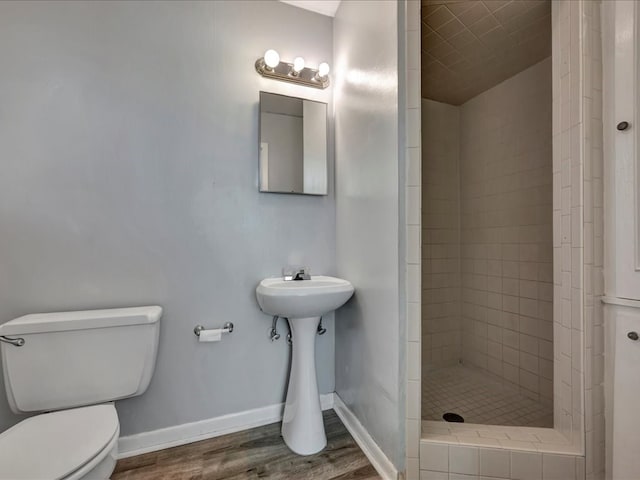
[256,275,354,318]
[255,275,354,456]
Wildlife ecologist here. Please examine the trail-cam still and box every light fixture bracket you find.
[255,58,329,90]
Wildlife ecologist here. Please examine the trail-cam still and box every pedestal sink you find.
[256,275,354,455]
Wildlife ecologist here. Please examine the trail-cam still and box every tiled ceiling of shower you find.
[421,0,551,105]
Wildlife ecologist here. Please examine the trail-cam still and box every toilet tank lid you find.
[0,306,162,336]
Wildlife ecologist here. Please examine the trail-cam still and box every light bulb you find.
[318,62,330,77]
[264,49,280,69]
[293,57,305,73]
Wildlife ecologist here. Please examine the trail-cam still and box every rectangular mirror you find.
[259,91,328,195]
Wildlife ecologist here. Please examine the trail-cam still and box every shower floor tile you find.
[422,364,553,428]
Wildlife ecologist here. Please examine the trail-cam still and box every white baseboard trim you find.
[333,393,398,480]
[118,393,335,459]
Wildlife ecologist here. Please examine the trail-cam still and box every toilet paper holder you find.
[194,322,234,337]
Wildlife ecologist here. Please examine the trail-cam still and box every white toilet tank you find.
[0,306,161,414]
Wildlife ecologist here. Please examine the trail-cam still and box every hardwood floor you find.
[112,410,381,480]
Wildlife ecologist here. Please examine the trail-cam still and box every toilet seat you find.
[0,403,119,480]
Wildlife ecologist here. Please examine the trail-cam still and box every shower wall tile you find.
[550,1,604,475]
[406,1,422,478]
[421,99,461,369]
[552,0,584,455]
[581,1,604,479]
[459,58,554,405]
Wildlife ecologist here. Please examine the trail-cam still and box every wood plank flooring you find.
[112,410,381,480]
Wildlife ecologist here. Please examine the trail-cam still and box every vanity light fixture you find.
[255,50,330,89]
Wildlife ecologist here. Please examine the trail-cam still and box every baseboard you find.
[118,393,335,459]
[333,393,398,480]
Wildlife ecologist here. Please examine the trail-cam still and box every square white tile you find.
[511,451,543,480]
[450,445,479,475]
[542,454,576,480]
[420,442,449,472]
[479,448,510,478]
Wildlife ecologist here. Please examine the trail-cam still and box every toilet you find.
[0,306,161,479]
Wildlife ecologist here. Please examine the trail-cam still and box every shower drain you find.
[443,412,464,423]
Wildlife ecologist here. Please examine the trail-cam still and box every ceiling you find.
[421,0,551,105]
[279,0,342,17]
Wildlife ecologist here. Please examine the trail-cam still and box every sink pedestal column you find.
[281,315,326,455]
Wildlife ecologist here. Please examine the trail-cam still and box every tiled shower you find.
[421,0,553,428]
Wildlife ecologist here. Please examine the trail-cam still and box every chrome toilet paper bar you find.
[193,322,234,337]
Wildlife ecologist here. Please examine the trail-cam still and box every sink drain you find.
[443,412,464,423]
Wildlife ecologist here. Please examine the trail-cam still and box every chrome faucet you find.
[283,266,311,281]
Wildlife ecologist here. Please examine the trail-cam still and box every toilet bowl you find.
[0,306,161,479]
[0,404,119,480]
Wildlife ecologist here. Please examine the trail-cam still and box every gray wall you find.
[0,0,335,435]
[334,0,402,468]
